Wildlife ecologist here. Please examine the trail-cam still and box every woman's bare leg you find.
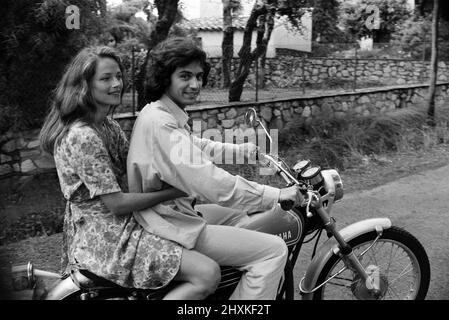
[163,249,220,300]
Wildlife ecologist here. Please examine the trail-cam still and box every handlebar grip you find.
[280,200,294,211]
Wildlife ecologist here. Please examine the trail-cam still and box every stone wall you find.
[2,82,449,179]
[205,57,449,88]
[0,129,55,178]
[115,83,449,137]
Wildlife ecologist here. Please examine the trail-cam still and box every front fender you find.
[300,218,392,300]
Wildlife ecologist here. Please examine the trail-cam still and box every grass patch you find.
[0,210,64,246]
[279,106,442,168]
[222,103,449,186]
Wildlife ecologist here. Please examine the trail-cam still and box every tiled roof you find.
[182,16,249,31]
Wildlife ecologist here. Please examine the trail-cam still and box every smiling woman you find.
[39,46,127,152]
[36,45,203,298]
[91,57,123,122]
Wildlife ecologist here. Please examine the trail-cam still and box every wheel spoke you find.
[385,241,395,275]
[385,283,403,299]
[389,262,414,286]
[317,228,427,300]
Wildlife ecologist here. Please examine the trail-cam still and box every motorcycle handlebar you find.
[256,150,310,211]
[257,151,300,185]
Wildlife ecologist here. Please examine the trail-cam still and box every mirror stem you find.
[257,120,273,153]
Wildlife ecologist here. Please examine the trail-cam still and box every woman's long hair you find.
[39,46,126,155]
[145,37,210,103]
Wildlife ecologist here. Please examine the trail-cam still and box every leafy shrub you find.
[392,15,449,61]
[0,104,23,135]
[220,106,437,187]
[0,210,64,246]
[0,0,108,129]
[279,107,427,170]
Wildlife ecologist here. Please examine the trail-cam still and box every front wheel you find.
[312,226,430,300]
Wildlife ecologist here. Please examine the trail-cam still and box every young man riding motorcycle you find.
[127,37,304,300]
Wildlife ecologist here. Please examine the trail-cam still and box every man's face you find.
[166,61,204,109]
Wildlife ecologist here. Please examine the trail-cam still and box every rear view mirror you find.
[244,108,259,128]
[244,107,273,154]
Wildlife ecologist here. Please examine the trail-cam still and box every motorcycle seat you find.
[70,269,178,299]
[71,269,122,290]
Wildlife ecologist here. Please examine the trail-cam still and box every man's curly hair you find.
[145,37,211,103]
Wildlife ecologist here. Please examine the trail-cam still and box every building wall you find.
[187,0,312,57]
[198,17,312,58]
[198,30,258,58]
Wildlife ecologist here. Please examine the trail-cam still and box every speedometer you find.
[293,160,310,173]
[301,166,320,179]
[300,166,323,186]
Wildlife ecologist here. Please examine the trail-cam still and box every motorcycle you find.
[11,108,430,300]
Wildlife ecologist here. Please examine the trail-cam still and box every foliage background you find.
[2,0,448,133]
[0,0,107,133]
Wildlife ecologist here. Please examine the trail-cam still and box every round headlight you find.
[321,169,344,202]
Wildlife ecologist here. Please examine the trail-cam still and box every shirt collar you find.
[160,94,189,128]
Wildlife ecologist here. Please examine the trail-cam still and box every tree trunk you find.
[222,0,234,88]
[255,11,274,91]
[258,40,268,89]
[136,0,179,109]
[228,0,275,102]
[427,0,439,126]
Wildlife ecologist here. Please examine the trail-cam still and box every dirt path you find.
[293,164,449,300]
[1,154,449,299]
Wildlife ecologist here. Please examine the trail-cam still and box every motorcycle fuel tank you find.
[237,205,303,247]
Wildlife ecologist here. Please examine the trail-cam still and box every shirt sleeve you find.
[66,126,122,199]
[150,121,280,212]
[191,135,241,164]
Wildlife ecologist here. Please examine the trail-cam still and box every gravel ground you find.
[1,144,449,299]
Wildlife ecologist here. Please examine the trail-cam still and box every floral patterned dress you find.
[53,117,182,289]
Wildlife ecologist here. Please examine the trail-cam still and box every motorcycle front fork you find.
[314,206,383,295]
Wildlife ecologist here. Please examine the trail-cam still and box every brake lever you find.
[306,191,320,218]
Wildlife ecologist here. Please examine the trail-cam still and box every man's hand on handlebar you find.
[278,185,305,211]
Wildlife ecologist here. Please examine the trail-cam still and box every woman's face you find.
[166,60,203,109]
[91,57,123,110]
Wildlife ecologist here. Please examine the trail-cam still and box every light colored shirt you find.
[127,95,281,249]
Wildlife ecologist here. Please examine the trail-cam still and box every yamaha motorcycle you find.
[11,108,430,300]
